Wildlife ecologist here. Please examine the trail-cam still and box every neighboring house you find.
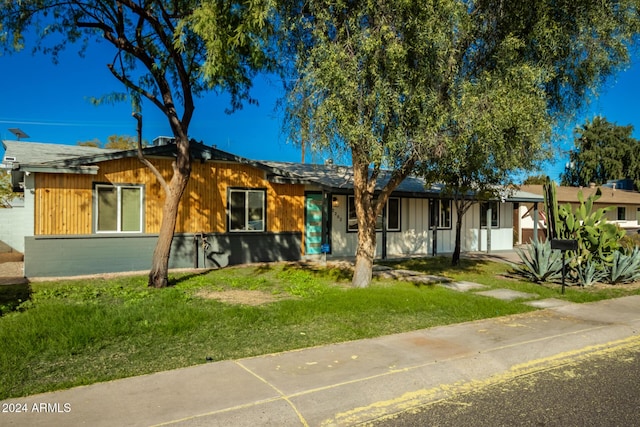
[518,184,640,242]
[0,195,26,253]
[1,139,542,277]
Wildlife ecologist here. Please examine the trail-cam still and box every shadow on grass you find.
[254,264,274,274]
[0,283,32,316]
[282,261,353,282]
[169,269,215,287]
[377,256,508,277]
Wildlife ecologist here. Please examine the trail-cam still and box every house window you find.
[481,202,499,228]
[347,196,401,232]
[229,189,266,231]
[95,184,143,233]
[617,207,626,221]
[429,199,452,229]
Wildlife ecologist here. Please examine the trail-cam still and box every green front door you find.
[305,193,323,255]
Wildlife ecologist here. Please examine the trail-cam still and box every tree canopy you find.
[281,0,640,286]
[0,173,20,207]
[523,175,552,185]
[0,0,273,287]
[78,135,147,149]
[561,116,640,190]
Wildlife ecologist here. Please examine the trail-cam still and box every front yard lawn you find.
[1,257,638,400]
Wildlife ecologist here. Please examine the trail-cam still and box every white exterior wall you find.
[0,174,34,252]
[463,201,514,251]
[604,204,640,230]
[329,195,515,257]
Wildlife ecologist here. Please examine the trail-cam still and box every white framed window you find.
[95,184,144,233]
[429,199,452,229]
[481,201,499,228]
[347,196,401,232]
[228,188,266,232]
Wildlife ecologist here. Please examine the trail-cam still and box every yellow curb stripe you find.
[324,335,640,426]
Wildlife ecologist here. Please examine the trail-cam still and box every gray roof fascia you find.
[36,142,286,175]
[19,164,99,175]
[504,190,544,203]
[1,140,276,173]
[266,174,317,186]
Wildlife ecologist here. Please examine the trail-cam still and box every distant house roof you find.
[1,139,543,202]
[520,184,640,205]
[2,140,121,164]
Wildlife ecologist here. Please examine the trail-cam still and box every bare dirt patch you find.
[194,289,292,306]
[588,280,640,291]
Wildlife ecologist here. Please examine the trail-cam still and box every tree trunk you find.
[351,156,380,288]
[452,210,463,266]
[452,198,472,266]
[353,223,377,288]
[148,136,191,288]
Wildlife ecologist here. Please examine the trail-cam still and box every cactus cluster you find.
[515,181,639,287]
[544,181,625,266]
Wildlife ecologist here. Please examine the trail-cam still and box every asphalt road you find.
[365,343,640,427]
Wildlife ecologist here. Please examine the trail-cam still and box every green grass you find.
[1,258,638,400]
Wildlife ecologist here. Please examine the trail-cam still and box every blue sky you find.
[0,41,305,163]
[1,39,639,182]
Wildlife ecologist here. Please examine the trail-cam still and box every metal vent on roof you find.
[152,136,175,146]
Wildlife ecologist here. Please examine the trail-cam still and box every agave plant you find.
[513,239,563,283]
[575,260,608,287]
[609,247,640,284]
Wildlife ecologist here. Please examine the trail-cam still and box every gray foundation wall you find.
[24,232,302,278]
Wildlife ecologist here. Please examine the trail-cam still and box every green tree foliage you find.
[1,0,272,287]
[77,139,101,148]
[523,175,551,185]
[561,116,640,190]
[77,135,146,149]
[0,173,19,207]
[280,0,640,287]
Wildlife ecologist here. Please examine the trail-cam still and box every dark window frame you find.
[227,187,267,232]
[347,196,401,233]
[480,201,500,228]
[429,199,452,230]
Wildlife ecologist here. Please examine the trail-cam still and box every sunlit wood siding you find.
[34,157,305,235]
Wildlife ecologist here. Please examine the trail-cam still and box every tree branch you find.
[132,113,170,195]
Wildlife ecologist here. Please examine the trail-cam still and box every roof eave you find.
[20,164,99,175]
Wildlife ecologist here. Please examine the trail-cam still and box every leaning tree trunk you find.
[148,135,192,288]
[148,175,189,287]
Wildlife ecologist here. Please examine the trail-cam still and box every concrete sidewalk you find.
[2,295,639,427]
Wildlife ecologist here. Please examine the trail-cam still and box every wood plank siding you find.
[34,158,304,235]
